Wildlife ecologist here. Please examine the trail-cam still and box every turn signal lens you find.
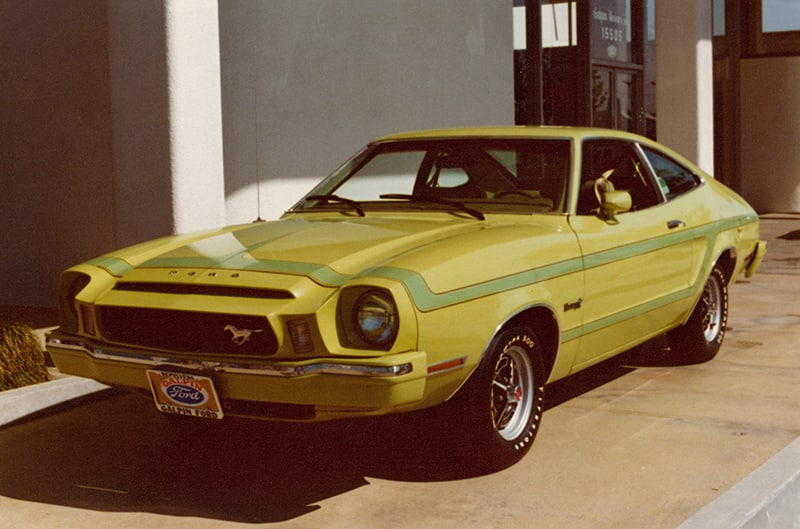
[79,303,96,336]
[288,318,314,354]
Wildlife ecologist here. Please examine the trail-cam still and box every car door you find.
[568,139,697,370]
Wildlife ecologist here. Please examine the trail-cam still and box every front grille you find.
[97,306,278,356]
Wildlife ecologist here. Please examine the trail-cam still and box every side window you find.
[578,140,661,215]
[641,147,701,200]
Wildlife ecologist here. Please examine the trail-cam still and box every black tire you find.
[456,326,545,470]
[668,266,728,363]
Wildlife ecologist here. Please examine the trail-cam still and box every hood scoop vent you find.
[113,282,294,300]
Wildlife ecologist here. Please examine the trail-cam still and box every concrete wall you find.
[1,1,116,307]
[740,57,800,213]
[219,0,514,223]
[108,0,226,247]
[106,0,173,247]
[655,0,715,175]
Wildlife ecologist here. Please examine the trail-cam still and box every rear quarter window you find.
[641,147,701,200]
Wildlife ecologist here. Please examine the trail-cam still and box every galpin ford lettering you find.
[161,376,208,406]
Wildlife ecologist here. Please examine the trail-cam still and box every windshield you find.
[293,138,572,215]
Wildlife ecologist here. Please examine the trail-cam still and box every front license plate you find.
[146,369,224,420]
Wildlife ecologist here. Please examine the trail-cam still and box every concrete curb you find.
[1,324,109,427]
[0,375,108,427]
[676,436,800,529]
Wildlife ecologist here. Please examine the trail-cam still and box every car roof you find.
[375,125,650,144]
[373,126,705,177]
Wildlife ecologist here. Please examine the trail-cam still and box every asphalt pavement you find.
[0,214,798,529]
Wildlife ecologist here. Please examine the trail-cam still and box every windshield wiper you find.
[305,194,365,217]
[379,194,485,221]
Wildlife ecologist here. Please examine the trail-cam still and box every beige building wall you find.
[655,0,715,175]
[218,0,514,224]
[740,56,800,213]
[2,2,115,308]
[108,0,226,248]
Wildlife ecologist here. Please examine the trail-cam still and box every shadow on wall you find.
[1,1,176,307]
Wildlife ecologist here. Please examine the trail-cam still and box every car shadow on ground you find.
[0,336,686,523]
[545,334,681,409]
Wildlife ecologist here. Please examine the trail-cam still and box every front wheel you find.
[456,327,545,469]
[668,266,728,363]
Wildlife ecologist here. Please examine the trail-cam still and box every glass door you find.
[591,67,641,133]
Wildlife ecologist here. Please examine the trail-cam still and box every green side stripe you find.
[570,285,696,341]
[559,214,757,342]
[86,256,133,277]
[368,258,584,312]
[367,215,754,312]
[581,215,751,269]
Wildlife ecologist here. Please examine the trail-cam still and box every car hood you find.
[102,214,578,294]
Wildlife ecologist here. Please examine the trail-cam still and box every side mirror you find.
[601,190,632,224]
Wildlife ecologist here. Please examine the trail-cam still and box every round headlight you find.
[354,290,398,347]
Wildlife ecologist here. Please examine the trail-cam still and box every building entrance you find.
[591,67,639,132]
[515,0,654,138]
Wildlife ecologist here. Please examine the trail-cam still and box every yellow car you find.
[47,127,765,468]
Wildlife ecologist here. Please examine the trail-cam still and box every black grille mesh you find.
[97,306,278,356]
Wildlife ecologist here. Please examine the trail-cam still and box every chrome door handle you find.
[667,219,686,229]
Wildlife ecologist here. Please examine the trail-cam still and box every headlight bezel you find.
[58,271,91,334]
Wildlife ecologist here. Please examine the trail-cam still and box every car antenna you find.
[253,66,266,223]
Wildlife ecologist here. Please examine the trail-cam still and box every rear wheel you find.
[456,326,545,469]
[668,266,728,363]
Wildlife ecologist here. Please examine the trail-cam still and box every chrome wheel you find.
[700,272,724,343]
[668,266,728,364]
[491,344,534,442]
[448,326,545,470]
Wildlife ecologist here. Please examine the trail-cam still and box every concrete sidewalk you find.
[677,213,800,529]
[0,319,108,428]
[0,373,107,426]
[1,213,798,528]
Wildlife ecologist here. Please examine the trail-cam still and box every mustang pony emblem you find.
[224,324,264,345]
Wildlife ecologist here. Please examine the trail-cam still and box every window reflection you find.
[713,0,725,36]
[762,0,800,33]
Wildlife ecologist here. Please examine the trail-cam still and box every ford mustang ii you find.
[47,127,765,468]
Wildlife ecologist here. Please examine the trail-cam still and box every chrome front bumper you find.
[46,331,414,378]
[46,330,429,420]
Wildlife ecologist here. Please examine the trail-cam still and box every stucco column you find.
[164,0,226,234]
[740,57,800,212]
[108,0,225,247]
[655,0,715,175]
